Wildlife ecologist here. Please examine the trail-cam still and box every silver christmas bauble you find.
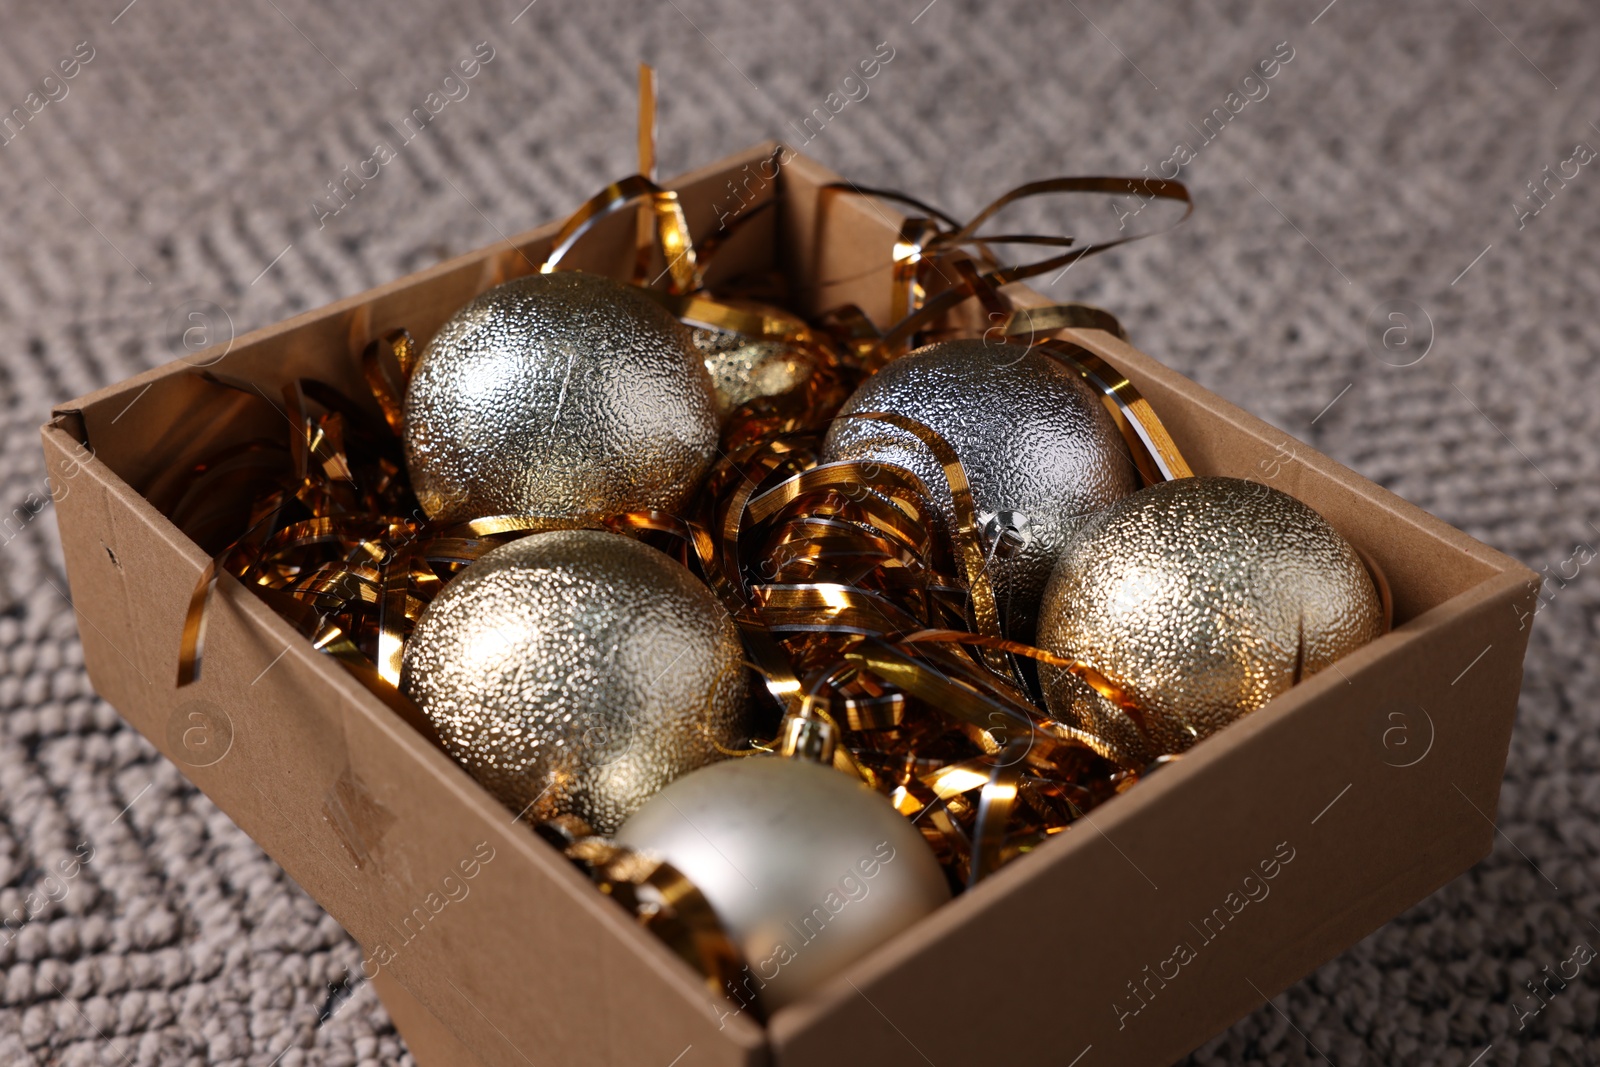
[822,339,1137,640]
[403,271,720,524]
[1037,476,1383,764]
[615,757,949,1013]
[400,529,747,835]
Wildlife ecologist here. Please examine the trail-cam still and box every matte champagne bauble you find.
[822,339,1137,640]
[1037,476,1383,764]
[400,529,747,835]
[615,757,949,1013]
[403,271,720,524]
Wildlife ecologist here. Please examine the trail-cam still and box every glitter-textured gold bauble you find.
[400,529,747,835]
[1037,476,1383,764]
[822,339,1137,640]
[403,271,720,524]
[690,327,814,418]
[615,757,950,1013]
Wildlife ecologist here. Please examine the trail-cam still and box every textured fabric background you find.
[1,0,1597,1063]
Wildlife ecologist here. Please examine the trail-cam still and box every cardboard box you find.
[43,144,1538,1067]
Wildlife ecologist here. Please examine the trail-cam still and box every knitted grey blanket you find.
[1,0,1595,1062]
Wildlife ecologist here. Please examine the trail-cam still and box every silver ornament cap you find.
[614,757,950,1013]
[1037,476,1384,764]
[400,529,747,835]
[403,271,720,524]
[822,338,1137,640]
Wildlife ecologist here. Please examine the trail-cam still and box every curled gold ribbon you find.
[167,67,1196,905]
[1034,338,1193,483]
[827,175,1192,359]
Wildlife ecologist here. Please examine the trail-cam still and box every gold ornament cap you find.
[776,702,839,764]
